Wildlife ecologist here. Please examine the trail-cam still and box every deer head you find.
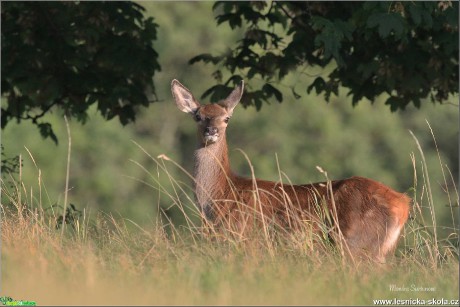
[171,79,244,146]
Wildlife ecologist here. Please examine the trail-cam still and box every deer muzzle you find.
[204,126,219,143]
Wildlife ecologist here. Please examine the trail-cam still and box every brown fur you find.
[171,79,411,262]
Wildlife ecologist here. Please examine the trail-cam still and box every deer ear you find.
[219,80,244,116]
[171,79,201,114]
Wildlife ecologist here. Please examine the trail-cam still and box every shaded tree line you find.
[1,1,458,142]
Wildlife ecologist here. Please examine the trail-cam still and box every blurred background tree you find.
[1,1,458,232]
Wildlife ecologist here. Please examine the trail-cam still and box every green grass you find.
[1,134,458,306]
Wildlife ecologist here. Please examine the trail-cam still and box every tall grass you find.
[1,126,458,305]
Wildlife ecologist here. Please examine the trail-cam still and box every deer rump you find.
[200,174,410,260]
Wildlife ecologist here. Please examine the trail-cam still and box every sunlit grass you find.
[1,127,458,306]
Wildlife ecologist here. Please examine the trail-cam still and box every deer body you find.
[172,79,410,262]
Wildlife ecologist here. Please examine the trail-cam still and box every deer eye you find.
[194,113,201,122]
[224,117,230,123]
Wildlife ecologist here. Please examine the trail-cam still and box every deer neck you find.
[193,136,233,214]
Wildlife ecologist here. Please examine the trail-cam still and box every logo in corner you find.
[0,296,36,306]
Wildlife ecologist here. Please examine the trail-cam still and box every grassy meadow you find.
[1,2,459,306]
[1,138,458,306]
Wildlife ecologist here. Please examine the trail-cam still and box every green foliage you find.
[1,145,20,177]
[192,1,459,111]
[1,1,161,143]
[55,203,82,230]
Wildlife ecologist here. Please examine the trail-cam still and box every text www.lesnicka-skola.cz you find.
[373,298,459,306]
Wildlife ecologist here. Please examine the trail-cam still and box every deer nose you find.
[205,126,218,136]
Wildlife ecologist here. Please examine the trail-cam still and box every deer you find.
[171,79,410,262]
